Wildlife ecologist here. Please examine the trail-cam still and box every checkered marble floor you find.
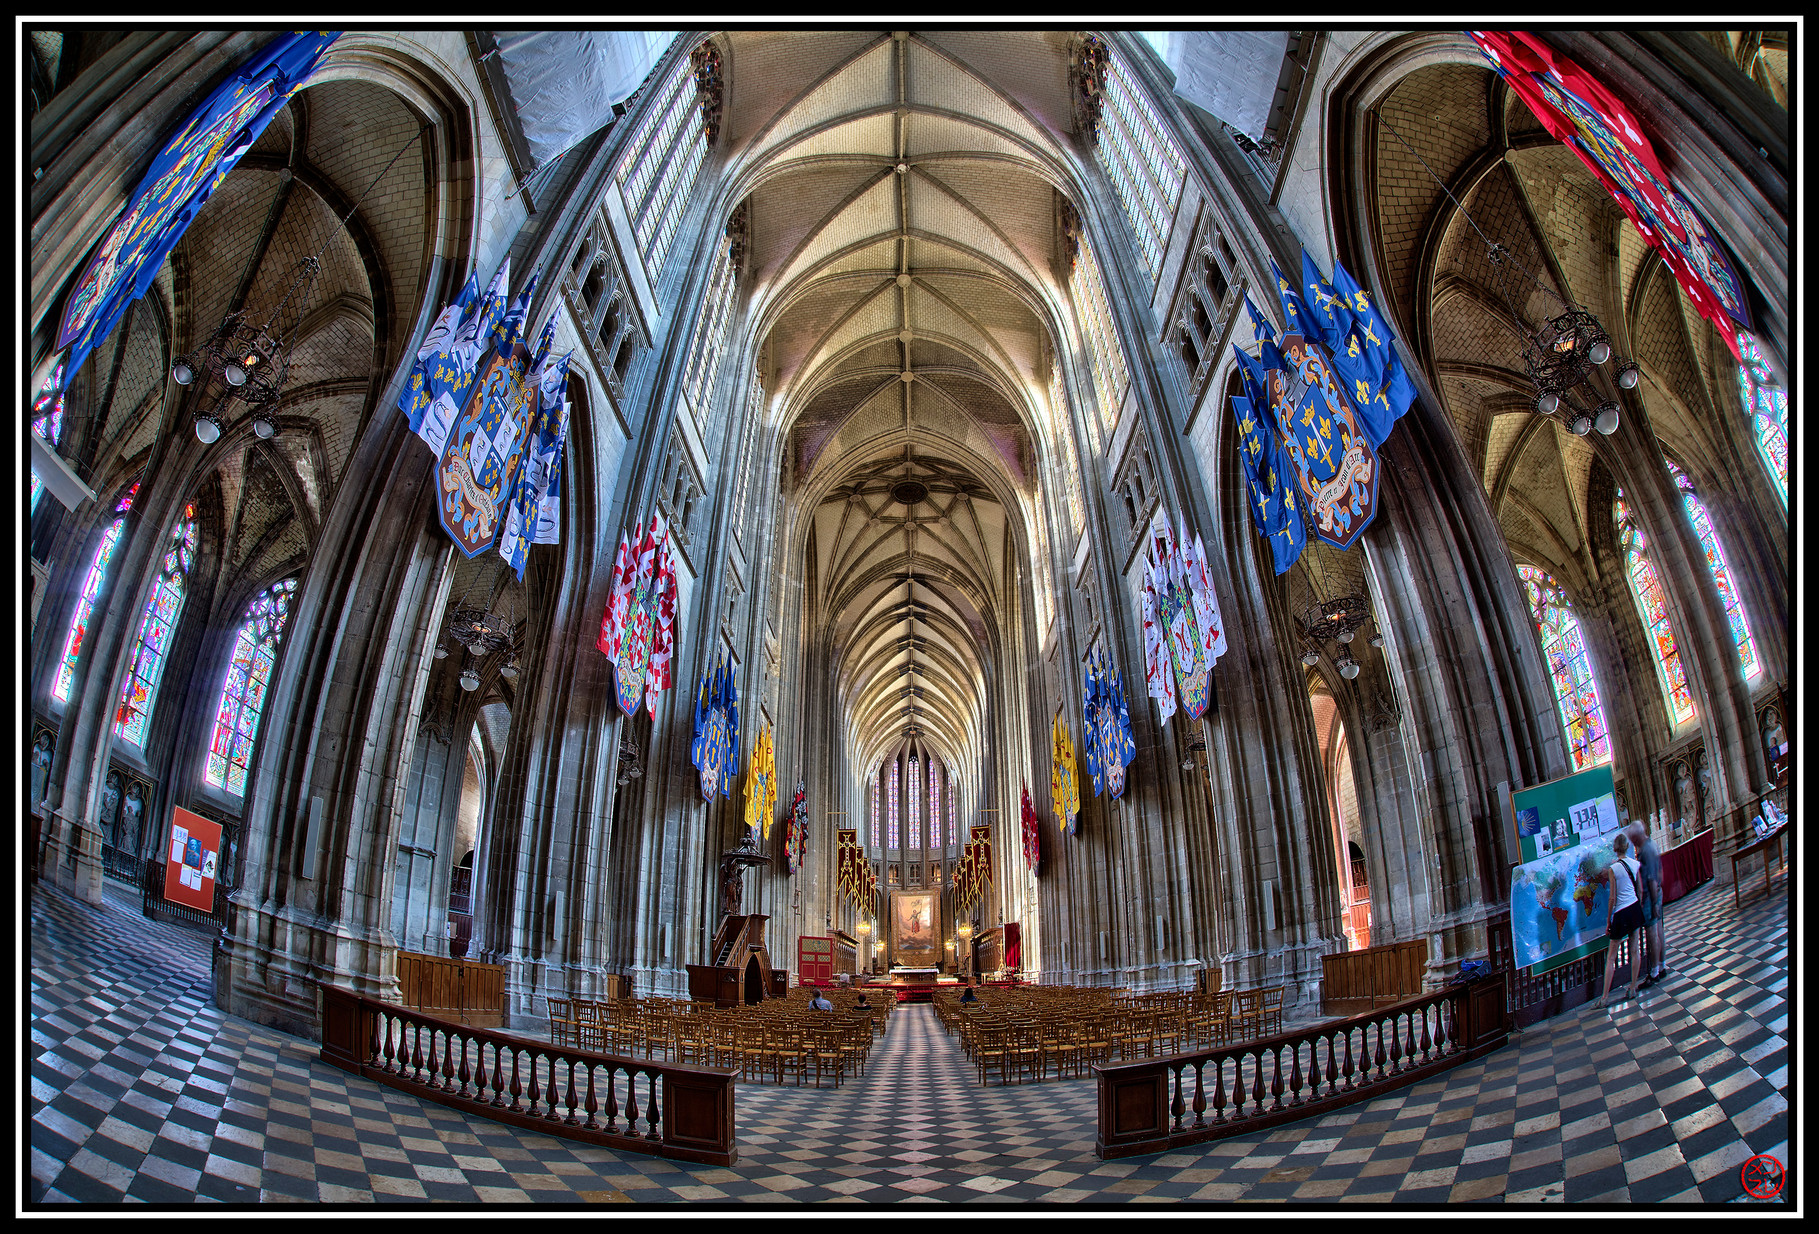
[28,873,1787,1206]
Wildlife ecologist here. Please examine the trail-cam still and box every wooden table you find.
[1731,824,1788,909]
[1658,828,1714,904]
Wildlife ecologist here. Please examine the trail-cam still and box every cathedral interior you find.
[26,29,1791,1206]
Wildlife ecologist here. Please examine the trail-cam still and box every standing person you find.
[1628,822,1667,988]
[1597,833,1646,1008]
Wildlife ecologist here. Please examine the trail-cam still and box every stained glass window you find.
[948,771,958,847]
[1667,461,1759,681]
[115,503,198,747]
[53,482,139,702]
[928,761,941,852]
[887,757,899,850]
[870,776,881,848]
[680,234,738,432]
[206,578,297,796]
[30,365,66,513]
[1614,491,1695,726]
[1097,54,1187,282]
[1045,365,1086,534]
[908,756,920,849]
[615,56,707,277]
[1736,329,1787,503]
[1518,565,1611,770]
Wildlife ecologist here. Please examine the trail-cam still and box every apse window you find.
[1614,490,1695,727]
[115,503,199,748]
[53,482,139,703]
[1667,460,1759,681]
[206,578,297,796]
[1518,564,1611,770]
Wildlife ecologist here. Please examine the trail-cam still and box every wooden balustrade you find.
[1093,974,1509,1159]
[318,984,737,1166]
[1319,937,1429,1015]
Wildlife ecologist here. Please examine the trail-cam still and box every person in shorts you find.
[1597,832,1646,1008]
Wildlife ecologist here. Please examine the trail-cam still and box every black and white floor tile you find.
[28,872,1787,1206]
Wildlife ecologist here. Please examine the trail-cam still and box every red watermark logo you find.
[1741,1154,1784,1200]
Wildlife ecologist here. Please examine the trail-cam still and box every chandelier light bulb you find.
[1569,411,1594,437]
[224,362,247,387]
[1337,628,1355,644]
[1617,363,1640,390]
[459,669,480,692]
[1536,392,1560,415]
[252,415,277,440]
[467,641,486,657]
[500,661,520,680]
[1588,340,1612,365]
[172,360,194,386]
[434,645,448,660]
[1594,402,1621,436]
[1302,649,1321,668]
[193,413,221,444]
[1338,655,1361,680]
[1368,631,1386,648]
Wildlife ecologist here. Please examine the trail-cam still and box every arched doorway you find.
[744,955,763,1005]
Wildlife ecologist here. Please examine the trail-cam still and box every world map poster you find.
[1507,765,1622,975]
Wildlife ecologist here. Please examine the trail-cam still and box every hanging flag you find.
[498,321,570,578]
[1020,783,1042,873]
[785,780,808,874]
[1300,251,1357,357]
[1108,662,1137,799]
[1467,31,1751,360]
[52,32,340,393]
[1243,291,1276,345]
[1258,325,1380,552]
[1050,711,1081,838]
[690,653,740,800]
[1146,508,1218,722]
[597,529,638,661]
[1269,256,1318,343]
[418,259,511,457]
[645,529,679,717]
[744,718,777,839]
[596,516,678,717]
[1082,653,1136,800]
[1141,559,1178,727]
[491,265,542,357]
[434,332,536,558]
[403,267,480,435]
[1183,530,1229,664]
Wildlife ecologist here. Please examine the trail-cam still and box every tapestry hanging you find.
[53,32,339,393]
[595,515,679,717]
[1081,652,1136,800]
[785,780,808,874]
[689,651,739,800]
[1468,31,1752,361]
[498,318,572,578]
[1050,710,1080,837]
[743,716,777,839]
[1019,783,1041,873]
[1140,508,1227,724]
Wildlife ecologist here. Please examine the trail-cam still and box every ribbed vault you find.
[719,30,1080,813]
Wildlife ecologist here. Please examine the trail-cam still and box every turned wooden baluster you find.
[382,1013,399,1073]
[1325,1033,1339,1097]
[1340,1027,1354,1091]
[491,1044,510,1108]
[528,1050,545,1117]
[1385,1015,1402,1076]
[544,1053,562,1121]
[1419,1005,1434,1063]
[1287,1040,1304,1106]
[583,1063,599,1130]
[508,1048,523,1112]
[1249,1050,1265,1116]
[410,1022,426,1082]
[1211,1057,1228,1124]
[643,1070,661,1141]
[441,1031,458,1091]
[623,1067,641,1133]
[367,1006,383,1066]
[1191,1062,1207,1128]
[456,1036,472,1097]
[1372,1020,1387,1081]
[603,1067,620,1133]
[1269,1046,1284,1111]
[1170,1065,1185,1132]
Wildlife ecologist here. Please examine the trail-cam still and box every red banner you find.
[1468,31,1752,360]
[163,805,221,912]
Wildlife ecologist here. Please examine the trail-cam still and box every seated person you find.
[853,991,872,1011]
[808,990,834,1011]
[959,984,978,1004]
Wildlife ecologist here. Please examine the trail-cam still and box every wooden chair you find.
[1228,989,1262,1042]
[974,1023,1012,1086]
[1006,1023,1044,1084]
[546,997,575,1048]
[1258,986,1285,1037]
[572,1000,606,1052]
[806,1026,846,1089]
[1046,1020,1087,1080]
[1080,1015,1113,1069]
[1152,1009,1185,1056]
[771,1023,807,1086]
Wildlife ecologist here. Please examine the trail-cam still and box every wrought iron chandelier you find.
[436,572,521,690]
[172,123,427,444]
[1299,595,1377,680]
[1379,114,1638,438]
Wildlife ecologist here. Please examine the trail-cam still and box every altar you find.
[862,965,959,1003]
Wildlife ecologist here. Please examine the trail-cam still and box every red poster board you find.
[797,935,834,985]
[163,805,222,912]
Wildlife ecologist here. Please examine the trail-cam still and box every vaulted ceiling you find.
[718,31,1080,779]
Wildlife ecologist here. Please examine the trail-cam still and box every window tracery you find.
[1735,329,1787,504]
[1518,564,1611,770]
[31,364,65,513]
[115,502,198,747]
[54,482,139,703]
[1095,52,1186,282]
[616,53,710,277]
[1614,490,1695,727]
[206,578,296,797]
[1666,460,1759,681]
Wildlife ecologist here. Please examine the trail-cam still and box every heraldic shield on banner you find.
[436,350,535,557]
[1269,333,1379,550]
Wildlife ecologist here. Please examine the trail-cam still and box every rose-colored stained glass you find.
[205,578,296,795]
[116,504,197,747]
[1736,330,1787,504]
[53,482,140,702]
[1518,565,1611,770]
[1614,492,1695,726]
[1667,461,1759,680]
